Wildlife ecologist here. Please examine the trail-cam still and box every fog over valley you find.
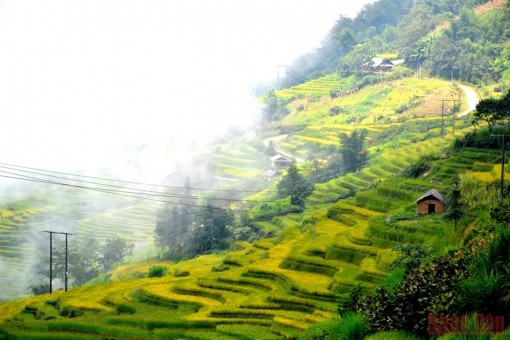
[0,0,373,175]
[0,0,375,299]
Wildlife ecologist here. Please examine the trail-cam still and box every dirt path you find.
[458,84,479,117]
[263,134,305,163]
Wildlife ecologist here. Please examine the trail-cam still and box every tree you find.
[277,164,314,209]
[99,237,134,272]
[410,35,436,78]
[489,57,508,81]
[262,90,289,121]
[447,177,462,231]
[338,129,368,173]
[33,236,134,291]
[196,203,234,243]
[474,91,510,131]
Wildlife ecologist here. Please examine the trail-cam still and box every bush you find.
[335,313,370,340]
[329,106,341,116]
[355,248,470,337]
[456,127,510,149]
[173,269,190,277]
[300,313,369,340]
[401,156,433,178]
[59,306,84,318]
[115,303,136,314]
[389,243,431,271]
[147,266,167,278]
[211,264,229,272]
[29,283,50,296]
[459,229,510,318]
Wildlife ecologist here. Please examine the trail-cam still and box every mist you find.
[0,0,375,299]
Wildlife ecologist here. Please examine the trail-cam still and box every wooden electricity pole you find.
[41,231,75,293]
[276,65,288,90]
[491,134,508,200]
[440,98,460,138]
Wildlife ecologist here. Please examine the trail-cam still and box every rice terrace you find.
[2,0,510,339]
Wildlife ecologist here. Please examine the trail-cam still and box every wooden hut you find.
[415,189,445,215]
[270,155,292,169]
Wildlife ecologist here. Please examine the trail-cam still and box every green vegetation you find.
[3,0,510,338]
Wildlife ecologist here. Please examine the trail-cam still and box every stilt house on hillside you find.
[362,57,405,73]
[416,189,445,215]
[270,155,292,169]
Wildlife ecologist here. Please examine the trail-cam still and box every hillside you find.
[0,72,496,339]
[2,0,510,338]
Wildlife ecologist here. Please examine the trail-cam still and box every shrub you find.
[115,303,136,314]
[173,269,190,277]
[401,156,433,178]
[389,243,431,271]
[458,229,510,318]
[355,248,470,336]
[147,266,167,278]
[59,306,84,318]
[211,264,229,272]
[335,313,370,340]
[329,106,341,116]
[29,283,50,296]
[365,330,421,339]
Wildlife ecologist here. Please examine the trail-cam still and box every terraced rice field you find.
[212,143,268,179]
[275,74,355,100]
[0,73,489,338]
[0,188,162,301]
[0,166,464,339]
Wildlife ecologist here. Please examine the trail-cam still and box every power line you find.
[0,168,278,203]
[0,157,371,202]
[0,158,372,230]
[0,162,263,193]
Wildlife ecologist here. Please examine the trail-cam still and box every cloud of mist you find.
[0,0,376,299]
[0,0,374,175]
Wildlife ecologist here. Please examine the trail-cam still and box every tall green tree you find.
[277,164,314,209]
[474,91,510,131]
[99,237,134,272]
[262,90,289,121]
[410,35,436,78]
[338,129,368,173]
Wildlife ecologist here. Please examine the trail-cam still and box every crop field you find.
[275,74,356,100]
[1,142,493,338]
[0,72,495,338]
[0,165,468,339]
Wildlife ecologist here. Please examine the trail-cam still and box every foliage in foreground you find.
[340,228,510,337]
[300,312,369,340]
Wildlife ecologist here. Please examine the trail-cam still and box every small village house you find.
[362,57,405,73]
[270,154,292,169]
[415,188,445,215]
[263,169,278,181]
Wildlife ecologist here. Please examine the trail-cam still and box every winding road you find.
[458,83,479,117]
[263,83,479,164]
[263,134,305,163]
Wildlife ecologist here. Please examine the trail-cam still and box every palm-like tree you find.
[410,35,436,78]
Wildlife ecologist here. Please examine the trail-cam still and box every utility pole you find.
[41,231,75,293]
[441,98,445,138]
[276,65,288,90]
[439,98,460,137]
[502,135,506,199]
[491,134,508,200]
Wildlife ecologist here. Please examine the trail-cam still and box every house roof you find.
[263,170,277,177]
[415,189,445,204]
[270,154,291,162]
[363,57,406,68]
